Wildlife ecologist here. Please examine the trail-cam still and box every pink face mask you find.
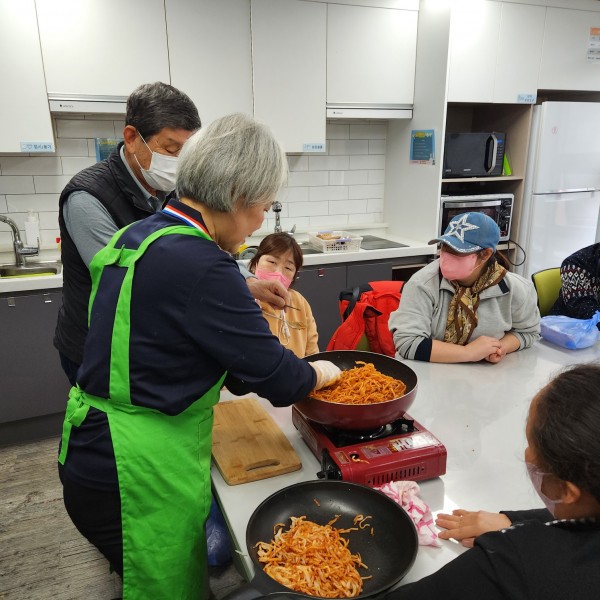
[254,267,292,289]
[439,251,479,281]
[526,462,560,516]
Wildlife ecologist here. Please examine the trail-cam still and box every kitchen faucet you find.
[272,201,282,232]
[0,214,39,267]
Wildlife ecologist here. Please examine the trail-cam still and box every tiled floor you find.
[0,436,245,599]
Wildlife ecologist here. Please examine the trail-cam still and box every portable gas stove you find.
[292,405,447,487]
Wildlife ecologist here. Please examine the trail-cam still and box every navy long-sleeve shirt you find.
[62,200,316,489]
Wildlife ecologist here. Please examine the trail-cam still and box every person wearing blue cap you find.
[389,212,540,363]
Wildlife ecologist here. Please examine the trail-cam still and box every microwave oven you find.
[440,193,514,242]
[443,132,506,177]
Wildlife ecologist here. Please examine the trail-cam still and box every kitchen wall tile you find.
[349,155,385,170]
[55,139,90,157]
[288,201,329,218]
[369,139,386,154]
[328,170,369,186]
[7,194,60,213]
[329,200,367,215]
[309,215,349,228]
[349,184,384,200]
[328,140,369,155]
[56,119,115,139]
[287,155,309,172]
[368,170,385,184]
[61,157,96,175]
[0,176,35,195]
[349,212,384,225]
[367,198,384,213]
[34,175,72,194]
[0,232,12,246]
[350,123,387,140]
[0,157,62,176]
[0,118,389,251]
[287,171,329,187]
[326,124,350,140]
[279,187,309,203]
[308,155,349,171]
[309,186,348,202]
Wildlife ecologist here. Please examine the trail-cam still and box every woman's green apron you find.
[59,224,225,599]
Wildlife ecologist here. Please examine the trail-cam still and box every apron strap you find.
[88,224,213,403]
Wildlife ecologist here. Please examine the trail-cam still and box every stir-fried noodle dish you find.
[256,515,371,598]
[311,361,406,404]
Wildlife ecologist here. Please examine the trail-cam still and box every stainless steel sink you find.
[0,261,61,278]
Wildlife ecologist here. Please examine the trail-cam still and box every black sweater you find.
[385,509,600,600]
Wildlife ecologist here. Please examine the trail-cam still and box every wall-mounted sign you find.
[410,130,435,165]
[587,27,600,62]
[95,138,122,162]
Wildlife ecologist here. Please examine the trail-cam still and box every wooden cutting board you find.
[212,398,302,485]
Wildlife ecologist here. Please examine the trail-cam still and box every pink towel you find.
[375,480,441,547]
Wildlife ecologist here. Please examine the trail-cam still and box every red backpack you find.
[326,281,403,356]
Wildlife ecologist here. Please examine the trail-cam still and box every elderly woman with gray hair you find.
[57,113,341,599]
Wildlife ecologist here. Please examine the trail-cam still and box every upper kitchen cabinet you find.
[0,0,54,153]
[327,3,417,106]
[166,0,253,125]
[539,7,600,92]
[251,0,326,153]
[35,0,170,97]
[447,1,545,104]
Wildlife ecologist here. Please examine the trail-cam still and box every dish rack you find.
[307,231,362,253]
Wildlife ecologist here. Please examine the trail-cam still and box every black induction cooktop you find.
[360,235,408,250]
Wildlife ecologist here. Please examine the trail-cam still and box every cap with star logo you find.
[429,212,500,253]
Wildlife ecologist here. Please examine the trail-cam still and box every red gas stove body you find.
[292,406,447,488]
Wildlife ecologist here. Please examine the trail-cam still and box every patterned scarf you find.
[444,260,507,345]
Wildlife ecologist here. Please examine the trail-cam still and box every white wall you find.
[0,116,387,251]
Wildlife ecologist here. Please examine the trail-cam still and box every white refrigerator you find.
[517,101,600,278]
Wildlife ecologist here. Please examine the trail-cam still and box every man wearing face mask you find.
[389,212,540,364]
[55,82,287,385]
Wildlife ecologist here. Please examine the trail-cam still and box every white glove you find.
[310,360,342,390]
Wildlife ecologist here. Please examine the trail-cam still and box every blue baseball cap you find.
[429,212,500,253]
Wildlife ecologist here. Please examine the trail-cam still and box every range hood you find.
[326,103,413,120]
[48,94,127,114]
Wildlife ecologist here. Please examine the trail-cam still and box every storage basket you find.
[307,231,362,253]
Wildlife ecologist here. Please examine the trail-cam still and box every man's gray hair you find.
[176,113,287,212]
[126,82,201,138]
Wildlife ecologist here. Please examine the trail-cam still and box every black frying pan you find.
[223,480,418,600]
[296,351,418,431]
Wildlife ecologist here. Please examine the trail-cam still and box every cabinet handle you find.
[43,293,53,304]
[318,269,325,277]
[7,297,16,307]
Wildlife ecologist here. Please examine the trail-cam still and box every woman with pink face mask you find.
[389,212,540,363]
[248,233,319,358]
[382,363,600,600]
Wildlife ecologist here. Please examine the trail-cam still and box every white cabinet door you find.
[539,8,600,92]
[0,0,54,153]
[327,4,417,105]
[35,0,170,97]
[251,0,326,153]
[493,3,545,103]
[447,1,501,103]
[166,0,252,126]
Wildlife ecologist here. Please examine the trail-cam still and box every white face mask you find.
[135,133,178,192]
[526,462,560,516]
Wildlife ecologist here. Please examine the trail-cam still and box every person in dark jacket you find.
[550,242,600,328]
[384,363,600,600]
[55,81,287,386]
[58,113,341,599]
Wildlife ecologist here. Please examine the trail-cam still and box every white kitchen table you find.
[211,339,600,587]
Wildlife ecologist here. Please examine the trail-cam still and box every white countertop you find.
[0,233,434,294]
[211,340,600,587]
